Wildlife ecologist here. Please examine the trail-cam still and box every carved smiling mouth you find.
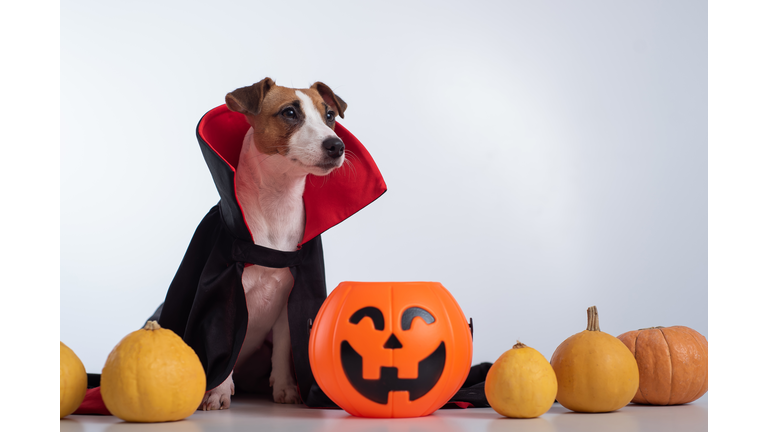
[340,341,446,404]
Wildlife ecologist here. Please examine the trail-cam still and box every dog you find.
[198,78,347,410]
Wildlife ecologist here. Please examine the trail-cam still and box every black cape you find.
[76,105,491,414]
[153,104,388,404]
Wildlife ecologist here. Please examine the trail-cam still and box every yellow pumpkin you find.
[60,341,87,418]
[550,306,639,413]
[101,321,206,422]
[485,341,557,418]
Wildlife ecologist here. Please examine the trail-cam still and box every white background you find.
[58,0,709,373]
[8,1,768,429]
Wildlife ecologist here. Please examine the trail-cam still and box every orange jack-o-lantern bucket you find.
[309,281,473,417]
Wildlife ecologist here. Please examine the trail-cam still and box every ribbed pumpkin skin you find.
[617,326,708,405]
[60,342,88,418]
[101,322,206,422]
[485,343,557,418]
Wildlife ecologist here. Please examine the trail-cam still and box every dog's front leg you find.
[270,303,300,404]
[199,371,235,411]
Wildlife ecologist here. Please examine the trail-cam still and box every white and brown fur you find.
[199,78,347,410]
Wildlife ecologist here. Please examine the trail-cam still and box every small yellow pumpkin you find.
[60,341,88,418]
[550,306,639,413]
[485,341,557,418]
[101,321,206,422]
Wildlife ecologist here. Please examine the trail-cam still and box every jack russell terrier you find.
[73,78,385,416]
[200,78,347,409]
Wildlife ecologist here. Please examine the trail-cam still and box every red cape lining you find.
[196,105,387,246]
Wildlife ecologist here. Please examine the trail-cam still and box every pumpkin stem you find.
[513,341,527,349]
[144,320,162,331]
[586,306,600,332]
[639,326,666,330]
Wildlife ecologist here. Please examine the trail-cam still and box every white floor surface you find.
[62,394,708,432]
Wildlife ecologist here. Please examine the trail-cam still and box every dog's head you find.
[225,78,347,176]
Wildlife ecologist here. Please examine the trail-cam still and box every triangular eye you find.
[349,307,385,331]
[401,307,435,330]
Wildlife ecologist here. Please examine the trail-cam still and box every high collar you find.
[195,104,387,246]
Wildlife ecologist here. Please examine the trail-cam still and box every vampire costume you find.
[74,105,490,415]
[153,104,387,404]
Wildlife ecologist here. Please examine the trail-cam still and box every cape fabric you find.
[154,105,389,404]
[74,105,490,415]
[171,105,388,398]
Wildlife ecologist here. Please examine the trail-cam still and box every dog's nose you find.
[322,137,345,158]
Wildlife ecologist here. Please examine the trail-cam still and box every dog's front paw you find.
[199,373,235,411]
[272,383,301,404]
[269,372,300,404]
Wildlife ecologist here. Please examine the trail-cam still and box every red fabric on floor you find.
[73,387,110,415]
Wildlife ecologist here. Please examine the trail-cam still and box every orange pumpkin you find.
[309,281,473,417]
[617,326,708,405]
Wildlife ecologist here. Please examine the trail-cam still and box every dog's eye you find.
[282,108,297,118]
[326,111,335,121]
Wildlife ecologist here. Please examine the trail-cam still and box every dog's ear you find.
[311,82,347,119]
[225,77,275,115]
